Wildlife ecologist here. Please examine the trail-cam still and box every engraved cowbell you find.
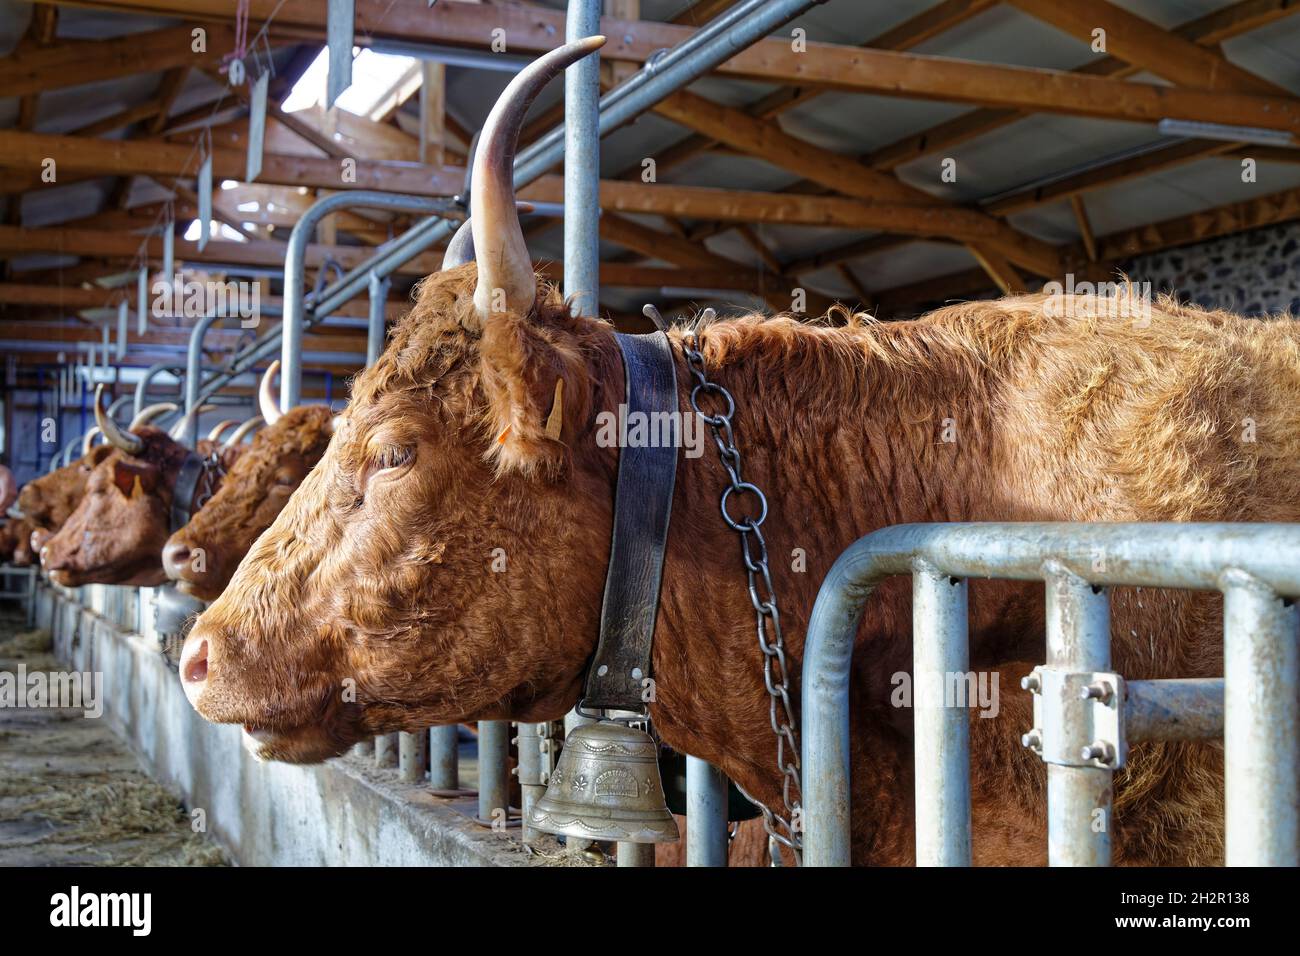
[528,721,680,844]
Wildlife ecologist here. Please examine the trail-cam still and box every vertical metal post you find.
[686,756,729,867]
[477,720,511,825]
[366,271,390,366]
[563,0,601,321]
[374,733,398,768]
[515,722,544,845]
[399,731,428,783]
[911,563,971,866]
[184,314,220,449]
[1223,571,1299,866]
[429,725,459,791]
[1045,570,1112,867]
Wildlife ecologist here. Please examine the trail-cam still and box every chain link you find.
[682,321,803,865]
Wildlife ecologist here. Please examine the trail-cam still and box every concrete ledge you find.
[39,583,544,866]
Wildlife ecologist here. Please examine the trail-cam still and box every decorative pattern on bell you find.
[528,721,680,844]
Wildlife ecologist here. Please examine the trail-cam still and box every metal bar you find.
[429,725,459,791]
[279,191,452,410]
[134,362,181,419]
[478,720,511,825]
[686,756,729,867]
[399,731,428,784]
[803,521,1300,867]
[563,0,601,321]
[366,271,389,366]
[1223,571,1299,866]
[326,0,354,110]
[617,843,656,867]
[374,732,398,768]
[911,562,971,866]
[515,722,543,844]
[1044,568,1112,867]
[514,0,817,188]
[184,313,221,448]
[1125,678,1224,742]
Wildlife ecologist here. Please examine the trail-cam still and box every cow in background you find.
[41,389,242,587]
[17,404,178,558]
[164,362,333,601]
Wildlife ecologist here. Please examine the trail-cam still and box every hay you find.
[0,771,229,867]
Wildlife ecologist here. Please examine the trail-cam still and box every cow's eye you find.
[373,445,414,474]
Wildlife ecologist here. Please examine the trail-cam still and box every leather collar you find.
[169,451,219,533]
[581,330,680,713]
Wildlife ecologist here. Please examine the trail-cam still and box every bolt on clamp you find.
[1020,665,1127,770]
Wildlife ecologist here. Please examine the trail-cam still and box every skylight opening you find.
[280,46,422,118]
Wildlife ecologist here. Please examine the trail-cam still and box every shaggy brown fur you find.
[187,264,1300,865]
[165,405,335,601]
[43,430,240,587]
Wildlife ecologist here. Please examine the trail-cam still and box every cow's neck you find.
[646,317,1001,851]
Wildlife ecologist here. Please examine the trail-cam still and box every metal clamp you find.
[1021,665,1127,769]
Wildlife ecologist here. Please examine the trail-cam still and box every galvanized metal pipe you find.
[1223,571,1298,866]
[802,522,1300,867]
[477,720,511,825]
[686,756,729,867]
[1044,569,1112,867]
[399,731,428,784]
[563,0,601,321]
[280,191,453,410]
[366,271,390,366]
[134,362,182,419]
[516,0,817,186]
[429,725,459,791]
[374,733,399,768]
[1125,678,1224,742]
[911,563,971,866]
[184,313,222,449]
[515,722,544,844]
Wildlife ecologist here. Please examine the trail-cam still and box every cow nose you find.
[162,539,194,581]
[179,633,209,707]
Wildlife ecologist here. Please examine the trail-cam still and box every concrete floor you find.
[0,602,228,866]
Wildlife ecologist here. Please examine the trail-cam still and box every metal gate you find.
[802,522,1300,866]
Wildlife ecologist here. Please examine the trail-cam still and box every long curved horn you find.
[95,384,144,455]
[81,427,103,457]
[169,403,217,441]
[259,360,284,426]
[471,36,604,322]
[206,419,240,443]
[442,203,535,271]
[130,402,179,430]
[221,415,265,450]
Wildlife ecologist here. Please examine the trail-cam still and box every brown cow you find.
[42,389,239,587]
[179,39,1297,865]
[163,362,333,601]
[18,404,177,547]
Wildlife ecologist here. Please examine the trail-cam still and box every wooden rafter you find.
[863,0,1300,172]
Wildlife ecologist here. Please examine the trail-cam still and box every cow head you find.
[181,37,622,762]
[41,388,221,587]
[163,363,333,601]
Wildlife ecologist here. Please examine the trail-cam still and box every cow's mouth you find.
[175,577,222,602]
[238,719,352,764]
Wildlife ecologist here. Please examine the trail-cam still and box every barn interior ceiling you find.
[1,0,1298,387]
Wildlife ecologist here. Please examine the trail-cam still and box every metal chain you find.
[681,318,804,865]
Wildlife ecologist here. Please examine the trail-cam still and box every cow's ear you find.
[112,459,159,497]
[477,303,590,476]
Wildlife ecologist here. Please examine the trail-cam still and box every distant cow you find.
[42,389,240,587]
[179,39,1294,865]
[164,362,333,601]
[18,405,176,557]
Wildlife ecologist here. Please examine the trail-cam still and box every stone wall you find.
[1121,221,1300,318]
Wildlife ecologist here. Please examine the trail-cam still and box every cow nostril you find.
[162,541,194,579]
[179,636,209,708]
